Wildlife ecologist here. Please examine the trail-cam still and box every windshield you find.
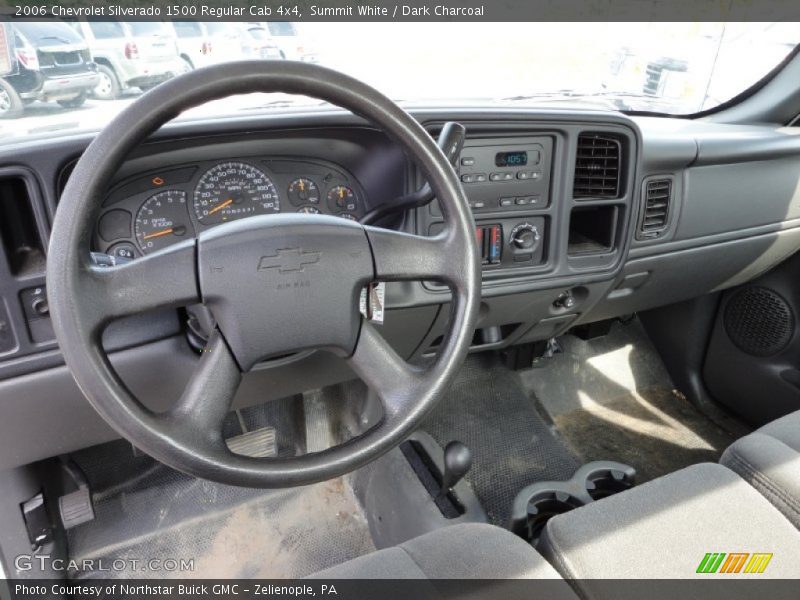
[0,22,798,143]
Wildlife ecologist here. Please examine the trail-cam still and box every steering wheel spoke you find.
[83,239,199,332]
[364,226,462,285]
[347,320,423,418]
[165,330,241,434]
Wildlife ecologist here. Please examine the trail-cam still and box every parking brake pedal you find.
[58,460,95,530]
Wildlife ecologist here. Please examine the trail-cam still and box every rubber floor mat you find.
[66,408,374,579]
[517,319,738,483]
[552,386,737,483]
[422,353,580,527]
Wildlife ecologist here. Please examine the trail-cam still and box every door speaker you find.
[724,287,794,357]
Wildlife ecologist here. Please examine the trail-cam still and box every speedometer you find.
[193,162,280,225]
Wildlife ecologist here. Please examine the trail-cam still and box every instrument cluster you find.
[94,157,365,258]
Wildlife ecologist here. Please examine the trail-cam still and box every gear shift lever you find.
[437,441,473,500]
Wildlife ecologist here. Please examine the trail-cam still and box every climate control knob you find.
[510,222,541,250]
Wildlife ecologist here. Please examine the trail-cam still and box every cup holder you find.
[586,466,636,500]
[511,490,584,544]
[510,461,636,547]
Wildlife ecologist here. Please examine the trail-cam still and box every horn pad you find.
[197,214,374,370]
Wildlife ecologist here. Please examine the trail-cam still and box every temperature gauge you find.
[327,185,357,213]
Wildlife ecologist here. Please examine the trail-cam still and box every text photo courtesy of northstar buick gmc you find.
[0,15,799,598]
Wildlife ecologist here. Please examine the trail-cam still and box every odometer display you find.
[193,162,279,225]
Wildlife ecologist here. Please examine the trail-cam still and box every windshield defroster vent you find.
[573,134,621,199]
[640,177,672,237]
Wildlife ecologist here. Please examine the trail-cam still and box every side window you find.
[88,21,125,40]
[173,22,202,38]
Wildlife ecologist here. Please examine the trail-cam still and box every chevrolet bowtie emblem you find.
[258,248,321,273]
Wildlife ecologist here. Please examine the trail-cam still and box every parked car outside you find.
[0,22,12,76]
[0,21,98,118]
[167,21,216,71]
[201,22,248,64]
[70,21,182,100]
[238,24,283,60]
[265,22,318,62]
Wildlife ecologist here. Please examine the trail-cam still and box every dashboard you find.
[95,157,366,259]
[2,107,800,470]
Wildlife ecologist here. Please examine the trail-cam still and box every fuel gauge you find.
[288,178,320,205]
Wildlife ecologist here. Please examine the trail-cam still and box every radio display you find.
[495,151,528,167]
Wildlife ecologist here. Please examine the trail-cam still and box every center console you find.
[413,120,639,357]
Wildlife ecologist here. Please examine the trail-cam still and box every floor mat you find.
[422,353,581,527]
[518,319,738,483]
[67,446,374,579]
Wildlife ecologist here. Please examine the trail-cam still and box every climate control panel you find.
[431,216,546,270]
[478,218,546,269]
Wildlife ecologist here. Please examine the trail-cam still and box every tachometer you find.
[135,190,191,254]
[193,162,280,225]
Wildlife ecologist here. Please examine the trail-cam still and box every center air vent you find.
[640,177,672,237]
[573,134,621,199]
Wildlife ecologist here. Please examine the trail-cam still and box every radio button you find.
[499,197,514,207]
[460,157,475,166]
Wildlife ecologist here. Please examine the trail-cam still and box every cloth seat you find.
[308,522,568,580]
[310,523,577,600]
[720,409,800,528]
[539,463,800,586]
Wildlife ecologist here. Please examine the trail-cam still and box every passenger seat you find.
[721,409,800,529]
[539,463,800,586]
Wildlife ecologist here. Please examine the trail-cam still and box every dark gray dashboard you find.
[0,107,799,469]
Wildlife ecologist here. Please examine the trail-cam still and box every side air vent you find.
[0,174,47,277]
[640,177,672,237]
[573,134,621,198]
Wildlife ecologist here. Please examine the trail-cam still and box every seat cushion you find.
[309,522,566,579]
[721,410,800,528]
[540,463,800,583]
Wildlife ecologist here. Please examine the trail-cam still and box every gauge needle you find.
[143,228,174,240]
[208,198,233,215]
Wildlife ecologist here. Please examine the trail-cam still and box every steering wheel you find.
[47,62,480,488]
